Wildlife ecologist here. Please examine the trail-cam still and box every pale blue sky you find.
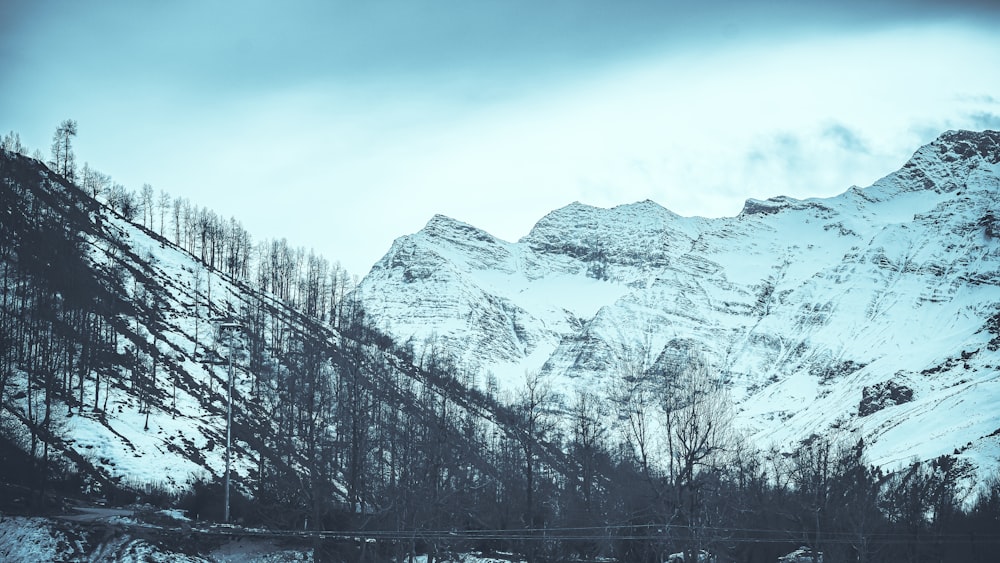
[3,1,999,275]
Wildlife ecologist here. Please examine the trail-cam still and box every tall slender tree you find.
[49,119,77,182]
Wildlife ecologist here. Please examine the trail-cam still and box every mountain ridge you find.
[355,129,1000,476]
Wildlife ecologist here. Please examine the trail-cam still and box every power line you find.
[185,523,1000,546]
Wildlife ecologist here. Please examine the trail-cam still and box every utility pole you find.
[221,322,240,523]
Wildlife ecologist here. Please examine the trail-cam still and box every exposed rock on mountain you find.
[859,380,915,417]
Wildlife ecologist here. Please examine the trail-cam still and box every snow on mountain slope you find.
[0,190,268,494]
[357,211,635,382]
[355,129,1000,474]
[0,148,506,504]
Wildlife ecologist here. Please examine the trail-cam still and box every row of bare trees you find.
[10,123,354,322]
[0,149,131,503]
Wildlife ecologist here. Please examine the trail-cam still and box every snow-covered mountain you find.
[355,129,1000,475]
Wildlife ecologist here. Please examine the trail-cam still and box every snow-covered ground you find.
[0,516,76,563]
[0,514,531,562]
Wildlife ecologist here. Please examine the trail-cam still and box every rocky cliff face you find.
[355,130,1000,473]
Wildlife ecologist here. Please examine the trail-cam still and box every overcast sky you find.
[3,1,999,275]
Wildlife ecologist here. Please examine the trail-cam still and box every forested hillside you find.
[0,140,574,561]
[2,128,1000,562]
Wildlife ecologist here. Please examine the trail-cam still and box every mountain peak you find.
[420,213,501,244]
[519,199,689,266]
[739,195,798,216]
[850,129,997,200]
[929,129,1000,164]
[525,199,676,234]
[548,198,672,216]
[424,213,467,229]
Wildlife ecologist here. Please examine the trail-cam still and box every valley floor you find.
[0,510,529,563]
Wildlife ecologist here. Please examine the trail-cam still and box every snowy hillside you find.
[355,129,1000,475]
[0,150,255,495]
[0,148,524,515]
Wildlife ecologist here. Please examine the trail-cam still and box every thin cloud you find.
[968,112,1000,130]
[956,94,998,105]
[823,124,871,154]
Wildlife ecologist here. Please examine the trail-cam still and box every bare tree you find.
[192,266,203,358]
[669,359,734,494]
[107,183,138,220]
[172,197,184,245]
[49,119,77,182]
[2,130,26,154]
[662,351,735,562]
[570,389,607,512]
[608,342,656,480]
[158,189,171,236]
[80,163,111,200]
[513,369,555,563]
[140,183,154,229]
